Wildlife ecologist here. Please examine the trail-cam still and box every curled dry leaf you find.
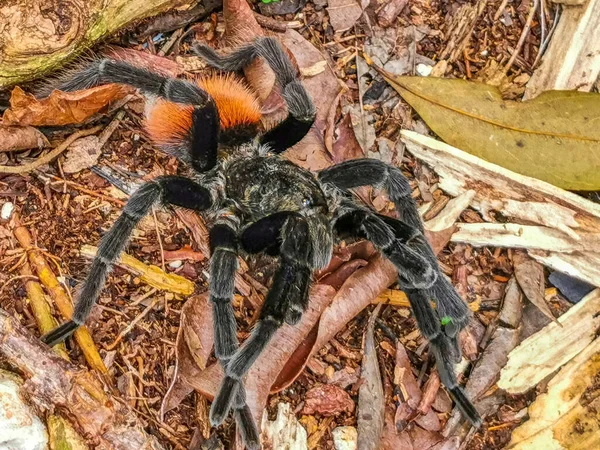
[163,245,206,262]
[331,113,365,163]
[327,0,365,32]
[0,125,49,152]
[3,85,130,127]
[302,384,355,416]
[357,304,385,450]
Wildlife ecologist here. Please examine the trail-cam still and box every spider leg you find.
[210,213,323,426]
[40,60,220,172]
[194,37,316,153]
[41,176,212,347]
[318,158,470,328]
[320,159,481,427]
[334,205,437,289]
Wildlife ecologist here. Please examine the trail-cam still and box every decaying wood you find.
[498,289,600,394]
[507,338,600,449]
[524,0,600,99]
[0,308,165,449]
[402,130,600,286]
[0,0,195,87]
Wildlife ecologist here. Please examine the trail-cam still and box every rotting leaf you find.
[370,64,600,190]
[0,125,49,152]
[357,304,385,450]
[3,85,130,127]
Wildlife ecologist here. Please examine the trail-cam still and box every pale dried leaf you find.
[514,258,556,323]
[62,135,101,174]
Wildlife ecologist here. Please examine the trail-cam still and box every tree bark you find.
[0,0,195,87]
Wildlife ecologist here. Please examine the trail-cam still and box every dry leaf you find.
[514,256,556,323]
[302,384,355,416]
[3,85,130,126]
[62,135,101,174]
[357,304,385,450]
[331,113,365,163]
[327,0,364,32]
[0,125,49,152]
[374,68,600,190]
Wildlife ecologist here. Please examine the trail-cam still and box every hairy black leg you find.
[194,37,316,153]
[319,159,470,327]
[40,60,220,172]
[210,214,316,425]
[41,176,212,347]
[320,159,480,427]
[404,288,482,427]
[334,206,437,289]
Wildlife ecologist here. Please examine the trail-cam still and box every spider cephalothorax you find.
[41,37,481,449]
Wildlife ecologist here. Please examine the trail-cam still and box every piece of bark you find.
[0,308,165,449]
[402,131,600,287]
[507,338,600,449]
[377,0,408,28]
[261,403,308,449]
[524,0,600,99]
[0,0,194,87]
[499,289,600,394]
[302,384,355,416]
[514,256,556,323]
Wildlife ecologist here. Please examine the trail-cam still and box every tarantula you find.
[41,38,481,448]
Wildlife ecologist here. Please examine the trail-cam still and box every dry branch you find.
[0,308,165,449]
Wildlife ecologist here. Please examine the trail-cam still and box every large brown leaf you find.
[3,85,130,126]
[371,64,600,190]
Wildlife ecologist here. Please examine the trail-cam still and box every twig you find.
[253,12,302,31]
[493,0,510,21]
[532,5,560,68]
[105,297,160,350]
[158,28,184,56]
[41,174,126,206]
[14,226,107,373]
[152,205,166,271]
[0,308,166,449]
[0,126,102,174]
[503,0,539,74]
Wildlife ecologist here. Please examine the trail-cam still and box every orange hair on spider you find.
[145,74,261,149]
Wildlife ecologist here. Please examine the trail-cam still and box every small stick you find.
[0,126,102,174]
[105,296,160,350]
[253,12,302,31]
[503,0,538,74]
[152,205,166,271]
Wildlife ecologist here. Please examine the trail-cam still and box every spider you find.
[40,38,482,448]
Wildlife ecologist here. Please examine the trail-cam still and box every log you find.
[0,0,196,87]
[0,308,165,449]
